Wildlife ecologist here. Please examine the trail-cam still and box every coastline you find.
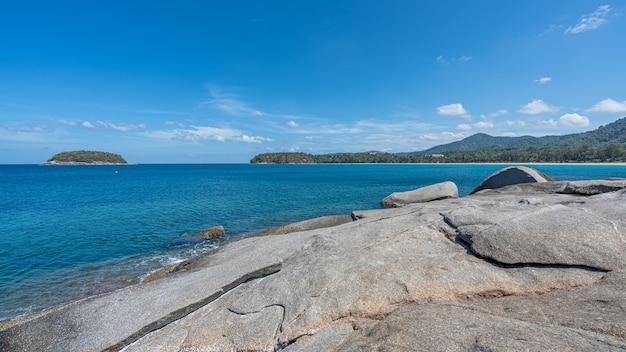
[2,172,626,350]
[40,161,135,166]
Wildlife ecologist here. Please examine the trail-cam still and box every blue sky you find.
[2,1,626,163]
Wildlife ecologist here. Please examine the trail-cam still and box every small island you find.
[43,150,128,165]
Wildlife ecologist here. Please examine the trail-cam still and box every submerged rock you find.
[198,225,225,239]
[471,165,554,194]
[381,181,458,208]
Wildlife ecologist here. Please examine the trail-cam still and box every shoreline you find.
[2,172,625,350]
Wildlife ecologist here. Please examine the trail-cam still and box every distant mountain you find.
[409,116,626,155]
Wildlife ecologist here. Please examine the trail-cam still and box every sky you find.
[1,1,626,164]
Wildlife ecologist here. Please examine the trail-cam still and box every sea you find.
[1,163,626,322]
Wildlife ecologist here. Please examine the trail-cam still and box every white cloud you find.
[457,124,472,131]
[305,136,314,140]
[507,120,527,127]
[558,113,590,127]
[420,131,466,141]
[517,99,559,115]
[287,120,299,127]
[490,109,508,117]
[82,121,95,129]
[474,120,494,128]
[235,135,274,144]
[458,56,472,62]
[565,5,612,35]
[588,98,626,113]
[437,103,470,117]
[540,119,558,127]
[534,77,552,84]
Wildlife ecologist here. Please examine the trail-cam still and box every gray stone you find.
[259,214,354,236]
[444,196,626,271]
[336,301,626,351]
[471,165,554,194]
[381,181,458,208]
[197,225,225,239]
[561,179,626,195]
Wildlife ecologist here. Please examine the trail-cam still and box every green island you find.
[251,116,626,164]
[44,150,128,165]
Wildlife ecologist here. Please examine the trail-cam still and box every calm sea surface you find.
[1,163,625,321]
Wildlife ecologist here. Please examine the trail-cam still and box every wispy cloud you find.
[436,55,472,64]
[565,5,612,34]
[201,88,265,117]
[142,125,273,144]
[517,99,559,115]
[165,120,186,128]
[0,123,62,142]
[534,77,552,84]
[287,120,299,127]
[588,98,626,113]
[82,120,147,131]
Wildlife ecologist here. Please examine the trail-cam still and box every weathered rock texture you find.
[381,181,458,207]
[259,215,354,236]
[471,165,554,194]
[2,178,626,351]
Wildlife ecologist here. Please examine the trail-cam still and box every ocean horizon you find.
[2,163,626,322]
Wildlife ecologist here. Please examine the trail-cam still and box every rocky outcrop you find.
[381,181,458,207]
[471,165,554,194]
[197,225,225,239]
[2,172,626,351]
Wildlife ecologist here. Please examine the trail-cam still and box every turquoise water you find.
[1,163,625,321]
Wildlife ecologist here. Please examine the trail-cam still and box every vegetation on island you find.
[46,150,128,164]
[251,116,626,164]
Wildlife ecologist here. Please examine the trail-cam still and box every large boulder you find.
[381,181,458,208]
[471,166,554,194]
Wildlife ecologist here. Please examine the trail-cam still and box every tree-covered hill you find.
[251,116,626,164]
[414,116,626,155]
[45,150,128,164]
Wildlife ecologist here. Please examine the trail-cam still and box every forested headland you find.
[251,117,626,164]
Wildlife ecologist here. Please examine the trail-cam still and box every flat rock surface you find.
[2,179,626,351]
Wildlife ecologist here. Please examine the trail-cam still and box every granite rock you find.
[471,165,554,194]
[381,181,458,208]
